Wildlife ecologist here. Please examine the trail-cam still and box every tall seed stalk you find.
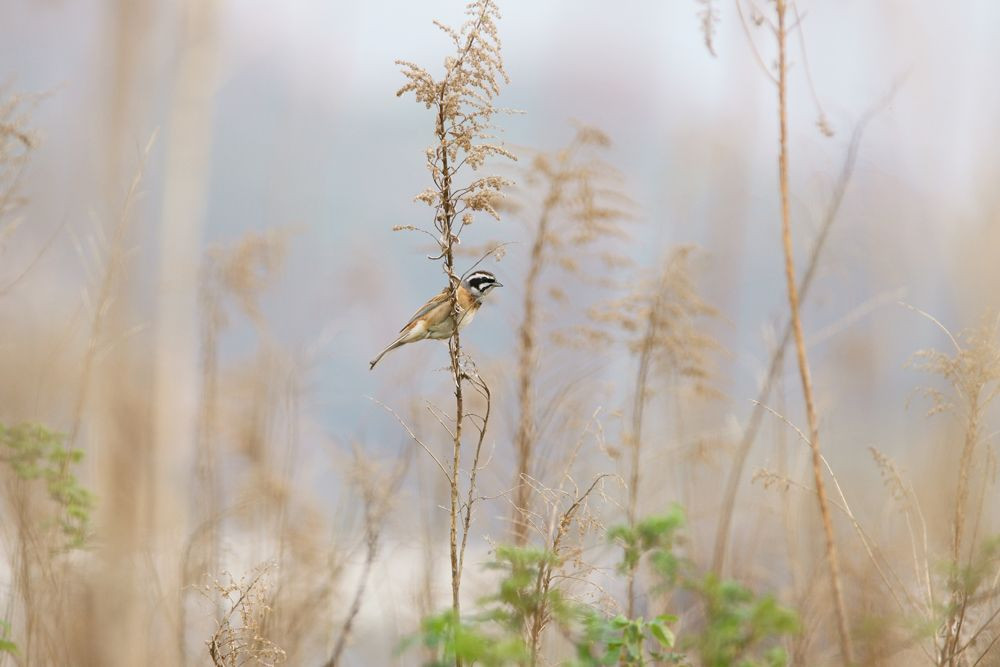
[908,314,1000,665]
[395,0,513,637]
[627,248,716,617]
[774,1,853,662]
[711,104,880,575]
[588,246,717,617]
[511,172,556,546]
[511,126,627,545]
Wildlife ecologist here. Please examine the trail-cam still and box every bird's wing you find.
[400,288,450,332]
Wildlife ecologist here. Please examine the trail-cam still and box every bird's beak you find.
[494,281,503,288]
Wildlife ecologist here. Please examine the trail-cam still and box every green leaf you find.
[0,421,94,549]
[649,619,675,647]
[0,620,17,655]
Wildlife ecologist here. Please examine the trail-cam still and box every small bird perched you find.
[369,270,503,370]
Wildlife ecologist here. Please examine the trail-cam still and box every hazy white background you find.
[3,1,1000,662]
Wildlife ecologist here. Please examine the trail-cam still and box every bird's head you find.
[464,270,503,300]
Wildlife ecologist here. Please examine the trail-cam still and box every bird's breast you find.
[424,300,480,339]
[457,303,478,330]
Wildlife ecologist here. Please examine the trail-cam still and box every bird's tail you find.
[369,337,406,370]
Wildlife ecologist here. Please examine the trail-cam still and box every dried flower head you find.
[202,563,286,667]
[205,229,290,328]
[396,0,515,246]
[868,446,910,504]
[908,314,1000,419]
[697,0,720,57]
[509,124,635,303]
[0,91,37,233]
[587,246,720,398]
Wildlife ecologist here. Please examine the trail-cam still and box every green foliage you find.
[405,610,528,667]
[481,546,568,634]
[936,534,1000,623]
[404,546,554,666]
[609,504,686,586]
[572,610,684,666]
[0,421,94,548]
[689,574,798,667]
[604,507,798,667]
[952,534,1000,598]
[406,509,798,667]
[0,620,17,656]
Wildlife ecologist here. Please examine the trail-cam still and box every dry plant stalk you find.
[178,228,291,660]
[528,474,607,666]
[68,131,158,451]
[0,93,67,299]
[395,0,513,636]
[773,1,853,661]
[204,563,286,667]
[755,403,939,662]
[587,246,717,617]
[510,125,630,546]
[620,247,717,522]
[324,448,408,667]
[0,92,35,250]
[191,250,225,636]
[630,249,715,617]
[457,368,493,584]
[182,228,347,666]
[0,95,37,660]
[696,0,719,57]
[711,94,885,576]
[13,134,156,666]
[504,408,609,665]
[908,313,1000,666]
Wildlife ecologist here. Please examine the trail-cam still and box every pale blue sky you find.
[4,0,1000,465]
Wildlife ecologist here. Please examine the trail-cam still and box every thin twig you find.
[368,397,451,483]
[458,371,491,584]
[899,301,961,353]
[0,216,69,297]
[734,0,779,85]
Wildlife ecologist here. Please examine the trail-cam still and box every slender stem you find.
[325,508,379,667]
[952,399,979,566]
[712,92,880,576]
[775,1,853,662]
[437,89,464,632]
[512,172,563,545]
[402,8,496,664]
[67,144,149,450]
[626,313,655,619]
[624,263,670,619]
[528,475,607,666]
[459,378,491,585]
[942,395,980,664]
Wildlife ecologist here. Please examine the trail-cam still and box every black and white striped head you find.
[463,270,503,299]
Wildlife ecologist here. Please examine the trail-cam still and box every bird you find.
[369,270,503,370]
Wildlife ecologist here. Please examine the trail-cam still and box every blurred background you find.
[2,0,999,665]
